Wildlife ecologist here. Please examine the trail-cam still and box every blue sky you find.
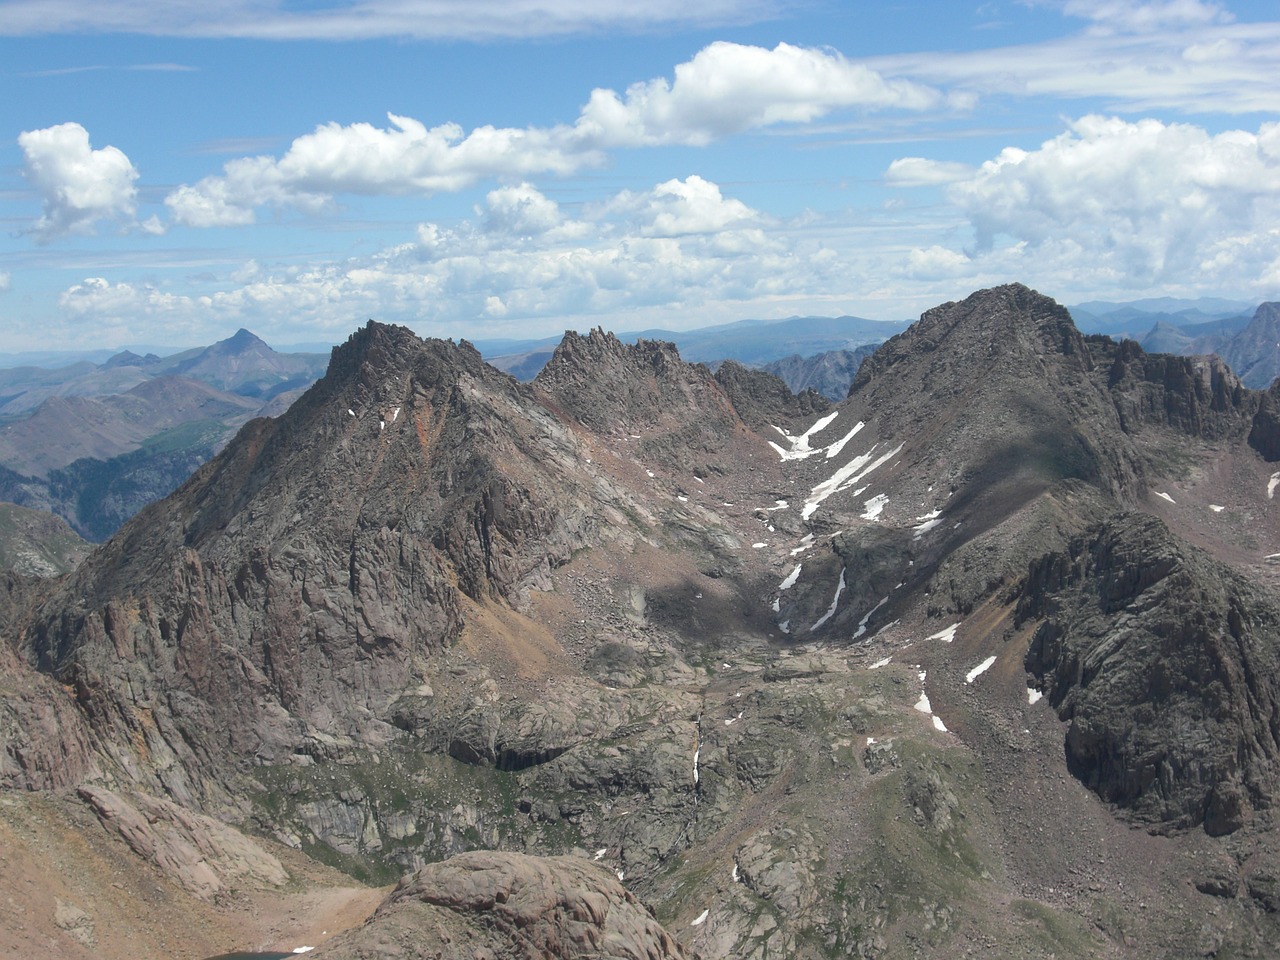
[1,0,1278,352]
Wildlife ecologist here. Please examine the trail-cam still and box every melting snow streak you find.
[965,656,997,683]
[928,624,960,643]
[803,442,904,520]
[769,411,841,460]
[810,568,846,632]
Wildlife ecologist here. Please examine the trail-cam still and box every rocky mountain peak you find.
[1218,301,1280,388]
[533,327,738,444]
[851,283,1087,396]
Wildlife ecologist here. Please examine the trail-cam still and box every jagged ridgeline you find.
[6,285,1280,959]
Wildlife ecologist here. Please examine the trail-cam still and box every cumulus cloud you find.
[892,115,1280,292]
[0,272,10,292]
[18,122,140,241]
[164,43,942,228]
[62,175,844,338]
[606,175,760,237]
[166,114,587,227]
[574,41,942,148]
[481,183,564,236]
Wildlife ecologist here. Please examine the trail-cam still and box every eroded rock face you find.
[15,323,619,805]
[316,850,689,960]
[1020,512,1280,834]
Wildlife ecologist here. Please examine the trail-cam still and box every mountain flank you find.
[4,286,1280,957]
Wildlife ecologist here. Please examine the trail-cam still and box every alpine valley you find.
[5,284,1280,958]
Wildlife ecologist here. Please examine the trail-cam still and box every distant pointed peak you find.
[219,327,268,350]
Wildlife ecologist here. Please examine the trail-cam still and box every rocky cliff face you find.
[1217,302,1280,389]
[1020,512,1280,835]
[9,288,1280,959]
[18,323,633,807]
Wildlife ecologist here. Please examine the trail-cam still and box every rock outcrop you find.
[317,851,689,959]
[1020,512,1280,834]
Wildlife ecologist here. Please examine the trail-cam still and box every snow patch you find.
[1155,491,1175,503]
[862,493,889,521]
[1209,504,1224,512]
[932,715,948,732]
[732,863,741,883]
[752,542,767,549]
[779,564,802,590]
[391,406,400,422]
[1027,687,1043,705]
[927,623,960,643]
[824,422,866,459]
[965,656,997,683]
[810,568,846,632]
[594,848,608,861]
[913,670,932,715]
[852,596,889,640]
[769,411,841,461]
[869,656,892,669]
[347,408,355,417]
[692,909,710,927]
[803,442,904,521]
[1270,472,1280,499]
[913,510,943,539]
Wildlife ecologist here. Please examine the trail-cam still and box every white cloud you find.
[0,0,784,40]
[575,41,942,148]
[18,122,140,241]
[892,115,1280,294]
[607,175,759,237]
[163,43,942,228]
[0,272,10,291]
[481,183,563,236]
[885,157,976,186]
[1061,0,1232,33]
[903,246,974,279]
[59,175,846,340]
[166,115,587,226]
[872,8,1280,114]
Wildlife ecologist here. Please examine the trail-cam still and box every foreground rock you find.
[315,851,688,959]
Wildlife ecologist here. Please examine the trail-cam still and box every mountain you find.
[1213,302,1280,389]
[0,502,91,577]
[0,329,331,541]
[760,345,878,400]
[154,327,328,400]
[5,286,1280,958]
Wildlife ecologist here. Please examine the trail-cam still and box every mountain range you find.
[0,330,327,540]
[3,284,1280,958]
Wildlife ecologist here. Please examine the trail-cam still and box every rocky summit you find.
[4,284,1280,958]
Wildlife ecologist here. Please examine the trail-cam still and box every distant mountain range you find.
[5,297,1280,545]
[0,329,327,540]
